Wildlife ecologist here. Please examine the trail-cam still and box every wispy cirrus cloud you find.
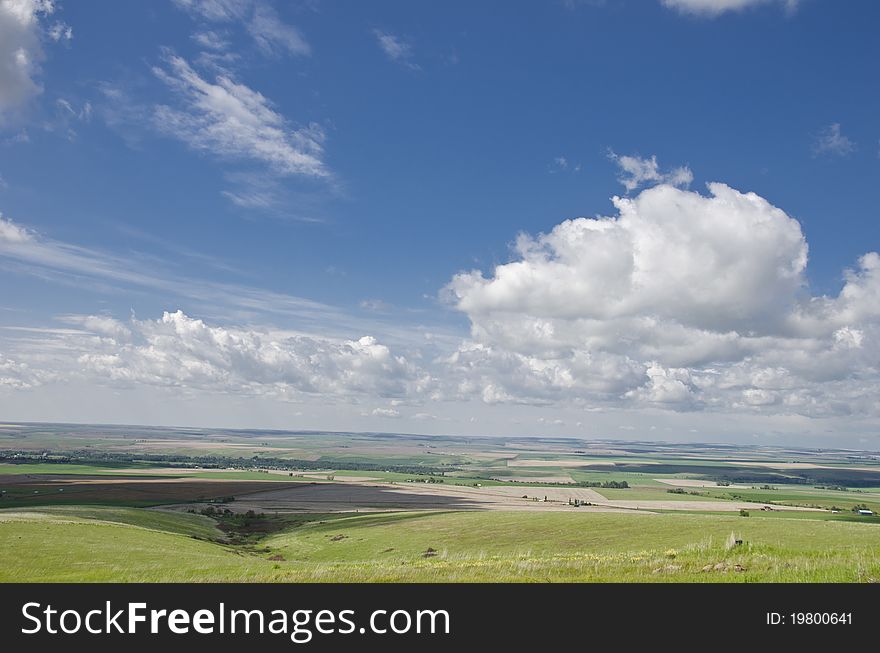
[173,0,310,58]
[98,4,324,214]
[0,212,344,326]
[373,30,420,71]
[152,51,329,178]
[661,0,800,17]
[247,2,310,58]
[0,212,451,348]
[191,29,230,51]
[172,0,246,22]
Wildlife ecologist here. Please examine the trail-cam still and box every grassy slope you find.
[262,511,880,582]
[3,506,880,582]
[0,506,274,582]
[3,505,223,538]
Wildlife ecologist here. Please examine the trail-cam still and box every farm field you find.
[2,423,880,582]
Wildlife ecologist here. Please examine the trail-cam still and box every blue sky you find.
[1,0,879,447]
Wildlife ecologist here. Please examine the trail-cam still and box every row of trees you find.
[0,450,455,476]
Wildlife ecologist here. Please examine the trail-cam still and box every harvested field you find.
[486,485,607,503]
[466,452,519,460]
[128,440,299,454]
[295,473,381,482]
[0,474,306,506]
[183,480,826,516]
[724,461,880,472]
[170,481,630,514]
[507,459,616,468]
[655,479,751,489]
[168,483,628,513]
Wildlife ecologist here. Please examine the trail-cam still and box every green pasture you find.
[3,506,879,582]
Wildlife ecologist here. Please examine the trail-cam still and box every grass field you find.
[4,425,880,582]
[3,506,879,582]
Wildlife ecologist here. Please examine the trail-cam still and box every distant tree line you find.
[500,479,629,489]
[0,450,456,476]
[666,488,706,496]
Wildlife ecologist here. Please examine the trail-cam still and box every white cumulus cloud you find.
[446,182,880,417]
[0,0,64,124]
[66,310,432,401]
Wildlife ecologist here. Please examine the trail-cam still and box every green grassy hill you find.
[2,506,879,582]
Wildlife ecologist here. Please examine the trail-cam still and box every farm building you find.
[857,509,874,516]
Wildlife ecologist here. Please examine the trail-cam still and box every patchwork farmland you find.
[2,423,880,582]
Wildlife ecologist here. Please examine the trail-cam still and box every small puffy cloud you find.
[549,156,582,174]
[373,30,420,70]
[813,123,855,158]
[46,20,71,41]
[369,407,401,418]
[152,52,329,178]
[445,182,880,417]
[0,0,63,123]
[60,314,131,341]
[0,213,33,242]
[609,151,693,192]
[0,355,50,389]
[661,0,800,17]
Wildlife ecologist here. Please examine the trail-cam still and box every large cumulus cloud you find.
[446,183,880,417]
[0,0,69,124]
